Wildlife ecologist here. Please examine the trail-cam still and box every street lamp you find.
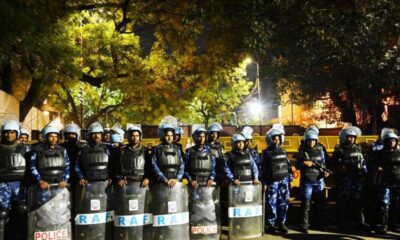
[245,57,262,134]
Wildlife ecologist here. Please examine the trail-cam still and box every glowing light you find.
[248,100,263,116]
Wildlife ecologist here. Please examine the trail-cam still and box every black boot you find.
[299,200,310,233]
[358,208,370,231]
[376,205,388,234]
[337,200,348,231]
[277,222,288,233]
[265,224,276,234]
[388,194,400,233]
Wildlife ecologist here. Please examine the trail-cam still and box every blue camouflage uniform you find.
[296,144,327,201]
[375,135,400,233]
[185,145,217,183]
[226,150,259,182]
[74,142,111,181]
[332,142,367,229]
[296,139,328,232]
[247,147,261,171]
[0,143,27,210]
[30,143,70,205]
[151,143,185,183]
[261,145,293,228]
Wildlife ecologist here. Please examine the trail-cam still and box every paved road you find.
[220,228,400,240]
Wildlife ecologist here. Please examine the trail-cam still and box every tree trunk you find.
[19,77,49,122]
[330,91,357,125]
[0,61,13,94]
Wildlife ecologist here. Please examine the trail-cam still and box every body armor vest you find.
[381,149,400,185]
[230,152,252,181]
[80,144,109,181]
[120,146,146,180]
[208,143,223,160]
[264,147,289,181]
[189,148,212,182]
[300,147,323,183]
[336,145,364,177]
[156,144,181,179]
[37,148,66,183]
[0,143,26,182]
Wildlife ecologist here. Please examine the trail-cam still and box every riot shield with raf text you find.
[228,182,263,240]
[151,182,189,240]
[27,184,71,240]
[113,181,152,240]
[189,184,221,240]
[74,181,113,240]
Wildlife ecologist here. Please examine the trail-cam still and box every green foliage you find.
[244,0,400,130]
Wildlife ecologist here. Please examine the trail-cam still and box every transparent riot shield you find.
[113,181,152,240]
[27,184,71,240]
[151,182,189,240]
[74,181,113,240]
[189,184,221,240]
[228,182,263,239]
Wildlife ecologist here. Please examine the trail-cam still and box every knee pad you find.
[0,209,9,220]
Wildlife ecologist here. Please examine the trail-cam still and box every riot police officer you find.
[75,122,113,186]
[114,124,151,239]
[60,122,82,186]
[30,125,69,195]
[296,128,330,233]
[150,116,188,239]
[185,124,221,239]
[19,128,29,143]
[226,133,262,239]
[174,126,184,156]
[375,129,400,234]
[261,124,292,233]
[185,125,217,188]
[242,126,261,170]
[207,122,226,183]
[29,124,71,240]
[110,126,125,148]
[332,126,368,231]
[151,120,185,187]
[117,124,150,188]
[226,132,260,185]
[102,126,111,143]
[364,129,386,229]
[74,122,114,240]
[0,119,28,240]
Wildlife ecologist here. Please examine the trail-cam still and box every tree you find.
[244,0,400,132]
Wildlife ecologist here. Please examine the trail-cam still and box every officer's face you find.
[66,133,77,141]
[129,131,141,145]
[306,139,316,148]
[90,132,102,144]
[235,140,245,151]
[37,133,43,141]
[244,139,250,148]
[164,131,174,144]
[272,135,280,146]
[19,134,28,143]
[346,135,356,144]
[47,133,59,146]
[389,138,397,149]
[174,134,181,143]
[210,132,219,141]
[4,130,17,143]
[103,132,110,143]
[196,132,206,146]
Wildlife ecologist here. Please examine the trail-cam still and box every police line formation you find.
[0,115,399,240]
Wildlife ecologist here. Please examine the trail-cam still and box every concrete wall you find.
[21,107,50,138]
[0,90,20,121]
